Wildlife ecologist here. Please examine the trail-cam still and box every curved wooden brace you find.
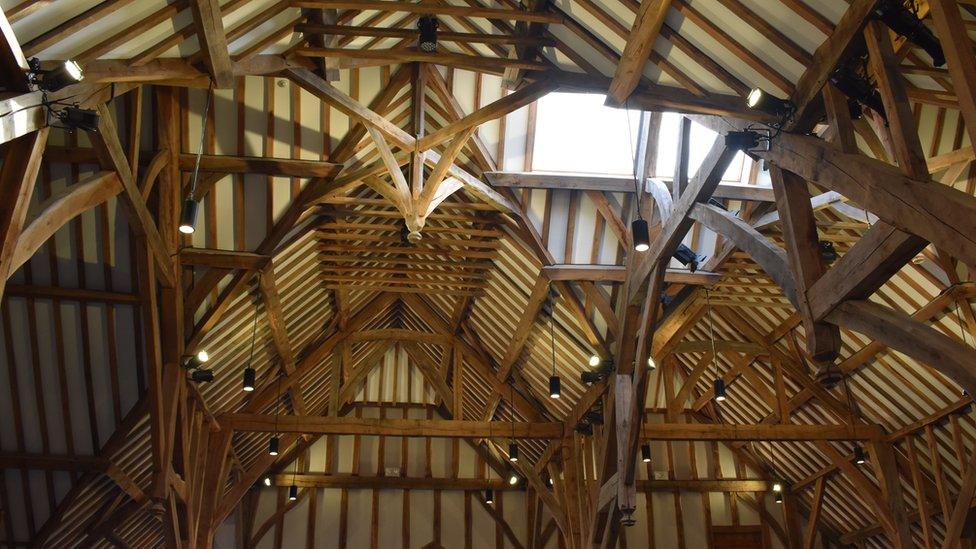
[826,300,976,397]
[688,202,799,307]
[10,171,120,274]
[644,177,673,222]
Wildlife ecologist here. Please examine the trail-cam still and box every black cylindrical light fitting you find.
[243,367,256,392]
[631,218,650,252]
[873,0,944,66]
[269,435,280,456]
[508,442,519,463]
[641,444,652,463]
[179,198,199,234]
[713,378,727,402]
[59,106,100,132]
[484,489,494,504]
[829,66,887,121]
[190,369,213,383]
[418,16,438,52]
[854,445,867,465]
[549,375,561,399]
[288,485,298,501]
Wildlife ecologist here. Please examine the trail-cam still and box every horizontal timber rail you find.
[220,415,884,441]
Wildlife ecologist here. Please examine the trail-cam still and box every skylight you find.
[532,92,640,176]
[532,93,749,183]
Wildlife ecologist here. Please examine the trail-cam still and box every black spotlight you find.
[713,378,727,402]
[418,16,439,52]
[545,476,554,488]
[829,64,886,121]
[854,445,867,465]
[581,371,604,385]
[774,492,783,504]
[57,106,99,132]
[190,369,214,383]
[848,98,864,121]
[269,436,280,456]
[641,444,652,463]
[673,244,700,273]
[632,218,650,252]
[243,367,256,392]
[584,410,604,425]
[819,241,838,263]
[746,87,794,119]
[288,485,298,501]
[508,442,519,463]
[33,59,84,92]
[575,423,593,435]
[179,198,199,235]
[873,0,944,67]
[484,489,494,504]
[549,375,561,399]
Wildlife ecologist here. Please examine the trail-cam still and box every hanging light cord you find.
[247,297,259,369]
[549,291,557,378]
[624,98,643,218]
[188,82,215,199]
[705,289,718,369]
[274,373,281,438]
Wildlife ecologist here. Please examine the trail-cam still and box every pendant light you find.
[508,383,518,462]
[288,484,298,501]
[842,366,866,466]
[243,298,259,392]
[641,444,652,463]
[269,374,281,456]
[705,289,725,403]
[548,291,561,399]
[484,489,494,504]
[180,82,214,235]
[625,102,650,252]
[263,476,272,487]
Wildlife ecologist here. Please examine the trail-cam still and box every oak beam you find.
[188,0,234,88]
[0,128,49,299]
[542,264,720,285]
[221,414,564,439]
[607,0,670,103]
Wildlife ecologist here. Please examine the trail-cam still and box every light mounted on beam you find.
[873,0,944,67]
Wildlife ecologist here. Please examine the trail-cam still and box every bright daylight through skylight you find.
[532,92,748,183]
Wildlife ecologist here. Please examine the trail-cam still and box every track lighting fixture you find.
[631,218,650,252]
[243,367,256,392]
[647,356,656,370]
[190,369,214,383]
[549,375,561,399]
[772,481,783,493]
[27,58,84,92]
[848,98,863,120]
[725,130,765,152]
[713,378,727,402]
[829,63,886,120]
[263,476,272,487]
[57,106,99,132]
[269,436,280,456]
[288,485,298,501]
[508,473,519,486]
[873,0,944,66]
[746,87,795,119]
[484,489,494,504]
[774,492,783,504]
[183,351,209,369]
[853,445,867,465]
[673,244,700,273]
[508,442,519,463]
[418,16,439,52]
[819,240,838,263]
[588,354,601,367]
[575,423,593,435]
[179,198,199,235]
[196,350,210,363]
[641,444,652,463]
[545,476,554,488]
